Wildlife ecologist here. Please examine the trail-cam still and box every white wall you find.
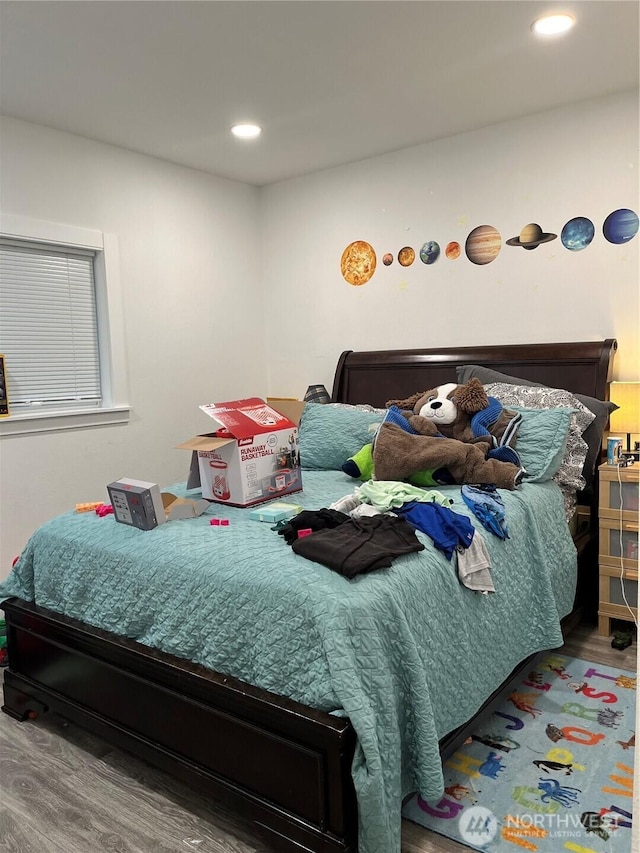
[0,117,264,575]
[261,92,639,396]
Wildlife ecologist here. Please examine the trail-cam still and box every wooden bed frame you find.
[2,339,617,853]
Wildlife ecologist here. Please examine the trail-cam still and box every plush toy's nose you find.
[430,402,442,410]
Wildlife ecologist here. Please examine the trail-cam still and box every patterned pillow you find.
[484,383,595,518]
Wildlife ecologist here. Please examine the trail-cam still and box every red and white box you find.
[177,398,302,507]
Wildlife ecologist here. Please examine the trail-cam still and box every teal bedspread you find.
[0,472,577,853]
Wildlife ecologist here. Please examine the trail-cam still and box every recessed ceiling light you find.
[231,124,262,139]
[532,13,575,36]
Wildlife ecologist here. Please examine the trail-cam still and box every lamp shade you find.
[303,384,331,404]
[609,381,640,435]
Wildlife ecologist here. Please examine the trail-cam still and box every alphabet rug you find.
[402,651,636,851]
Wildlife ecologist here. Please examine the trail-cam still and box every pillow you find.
[483,383,595,518]
[456,364,617,485]
[511,407,573,482]
[298,402,385,470]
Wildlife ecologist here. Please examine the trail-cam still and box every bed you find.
[0,339,617,853]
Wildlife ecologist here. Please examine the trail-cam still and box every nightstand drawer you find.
[598,475,639,520]
[599,566,638,610]
[598,517,639,567]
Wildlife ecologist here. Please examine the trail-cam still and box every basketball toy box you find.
[177,398,302,507]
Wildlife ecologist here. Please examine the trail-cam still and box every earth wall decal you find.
[419,241,441,264]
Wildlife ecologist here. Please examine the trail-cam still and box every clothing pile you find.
[278,479,510,590]
[355,481,496,593]
[278,507,424,579]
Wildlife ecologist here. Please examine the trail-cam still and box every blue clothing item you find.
[382,405,449,438]
[394,500,475,560]
[487,445,521,467]
[471,397,523,468]
[461,484,509,540]
[383,405,419,433]
[470,396,504,440]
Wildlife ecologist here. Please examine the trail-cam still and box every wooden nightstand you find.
[597,462,639,636]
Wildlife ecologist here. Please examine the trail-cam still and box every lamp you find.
[304,384,331,404]
[609,381,640,456]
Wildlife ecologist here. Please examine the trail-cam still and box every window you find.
[0,240,101,411]
[0,214,129,435]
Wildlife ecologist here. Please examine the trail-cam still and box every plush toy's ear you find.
[385,391,429,411]
[452,378,488,414]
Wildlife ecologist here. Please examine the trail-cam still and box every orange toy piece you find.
[75,502,103,513]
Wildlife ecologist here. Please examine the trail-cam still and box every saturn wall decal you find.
[506,223,557,250]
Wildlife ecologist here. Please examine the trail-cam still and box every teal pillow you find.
[512,406,573,481]
[298,403,385,470]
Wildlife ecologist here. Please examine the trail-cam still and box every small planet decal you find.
[603,208,639,245]
[465,225,502,265]
[382,253,394,266]
[561,217,595,251]
[340,240,377,285]
[398,246,415,267]
[445,241,461,260]
[419,241,440,264]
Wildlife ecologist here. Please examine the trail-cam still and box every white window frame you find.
[0,213,130,436]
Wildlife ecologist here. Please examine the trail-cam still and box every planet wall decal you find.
[342,206,634,284]
[561,217,595,251]
[465,225,502,265]
[506,223,557,250]
[398,246,415,267]
[445,242,461,260]
[340,240,377,285]
[419,241,440,264]
[603,208,639,245]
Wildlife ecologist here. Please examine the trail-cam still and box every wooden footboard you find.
[1,598,358,853]
[2,597,583,853]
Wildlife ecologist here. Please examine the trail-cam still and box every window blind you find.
[0,240,102,410]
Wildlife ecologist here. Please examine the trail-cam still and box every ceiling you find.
[1,1,638,187]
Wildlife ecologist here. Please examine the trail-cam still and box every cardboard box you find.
[108,480,210,529]
[266,397,306,426]
[178,397,302,507]
[162,493,210,521]
[107,478,166,530]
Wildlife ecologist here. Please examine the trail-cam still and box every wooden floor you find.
[0,620,636,853]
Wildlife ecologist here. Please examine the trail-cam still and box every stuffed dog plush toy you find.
[367,378,524,489]
[387,378,519,447]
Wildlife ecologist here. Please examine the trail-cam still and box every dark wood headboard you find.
[331,340,617,408]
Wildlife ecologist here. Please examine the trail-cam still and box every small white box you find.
[107,478,166,530]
